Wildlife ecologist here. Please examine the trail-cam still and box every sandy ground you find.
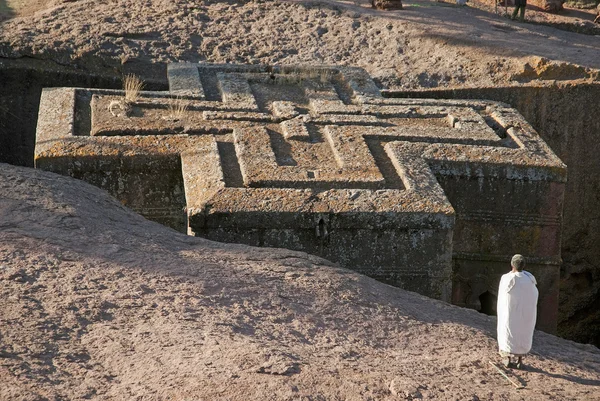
[0,0,598,89]
[0,163,599,400]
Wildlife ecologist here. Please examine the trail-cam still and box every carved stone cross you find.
[35,63,565,331]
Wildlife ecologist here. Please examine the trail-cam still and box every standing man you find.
[512,0,527,22]
[497,254,538,369]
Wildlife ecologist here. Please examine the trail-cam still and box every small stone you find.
[389,377,423,398]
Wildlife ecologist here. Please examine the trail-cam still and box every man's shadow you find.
[511,364,600,387]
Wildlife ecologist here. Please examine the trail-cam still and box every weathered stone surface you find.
[35,63,566,330]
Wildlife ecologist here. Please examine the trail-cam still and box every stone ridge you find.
[34,63,566,325]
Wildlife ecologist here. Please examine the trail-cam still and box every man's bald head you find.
[511,254,526,271]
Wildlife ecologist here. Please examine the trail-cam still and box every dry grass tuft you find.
[123,74,144,103]
[167,97,189,120]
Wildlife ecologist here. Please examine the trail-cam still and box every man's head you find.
[511,254,526,271]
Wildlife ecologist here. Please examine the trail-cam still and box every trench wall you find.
[386,81,600,346]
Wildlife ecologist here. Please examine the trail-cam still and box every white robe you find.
[497,270,538,355]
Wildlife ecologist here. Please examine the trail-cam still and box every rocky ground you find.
[0,0,599,89]
[1,163,599,400]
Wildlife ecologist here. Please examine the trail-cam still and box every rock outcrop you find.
[0,164,599,399]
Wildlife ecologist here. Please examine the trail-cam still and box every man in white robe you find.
[497,254,538,369]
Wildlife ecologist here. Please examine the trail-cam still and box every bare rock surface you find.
[0,0,599,89]
[0,164,599,399]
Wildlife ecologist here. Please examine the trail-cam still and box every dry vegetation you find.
[166,96,188,120]
[123,74,144,104]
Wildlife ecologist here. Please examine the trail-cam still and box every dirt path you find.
[0,0,598,89]
[294,0,600,69]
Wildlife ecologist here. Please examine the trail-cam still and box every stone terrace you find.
[35,63,566,331]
